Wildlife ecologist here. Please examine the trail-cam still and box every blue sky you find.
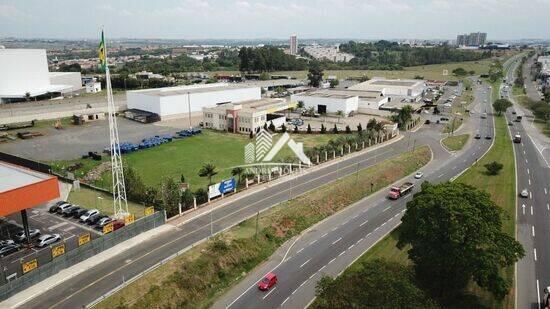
[1,0,549,40]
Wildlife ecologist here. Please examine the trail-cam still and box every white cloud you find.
[0,4,31,20]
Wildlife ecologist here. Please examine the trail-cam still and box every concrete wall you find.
[292,94,358,115]
[0,49,51,97]
[49,72,82,93]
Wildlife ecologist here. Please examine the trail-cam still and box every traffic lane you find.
[23,138,411,307]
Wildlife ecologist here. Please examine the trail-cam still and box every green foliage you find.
[397,182,524,300]
[391,105,414,128]
[160,177,180,217]
[259,72,270,80]
[198,163,218,186]
[345,125,352,134]
[413,75,424,79]
[194,188,208,204]
[357,123,363,133]
[493,98,512,116]
[58,63,82,72]
[268,121,276,132]
[329,79,339,88]
[231,167,244,184]
[320,124,326,134]
[484,161,504,175]
[313,259,437,309]
[180,189,194,211]
[488,60,504,82]
[308,61,324,87]
[452,67,468,76]
[297,101,305,109]
[238,46,307,72]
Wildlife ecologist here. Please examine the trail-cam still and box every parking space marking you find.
[49,222,68,230]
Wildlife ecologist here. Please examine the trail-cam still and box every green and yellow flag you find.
[98,30,106,71]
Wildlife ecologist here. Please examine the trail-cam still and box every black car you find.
[86,213,104,225]
[475,133,481,139]
[61,205,78,217]
[485,135,492,140]
[49,201,69,213]
[0,244,20,257]
[72,208,88,219]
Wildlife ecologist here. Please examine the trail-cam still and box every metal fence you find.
[0,211,165,301]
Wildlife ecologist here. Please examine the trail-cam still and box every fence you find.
[0,211,165,301]
[0,152,51,174]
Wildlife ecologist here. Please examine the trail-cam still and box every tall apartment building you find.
[456,32,487,47]
[290,34,298,55]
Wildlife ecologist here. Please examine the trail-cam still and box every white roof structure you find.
[0,161,51,193]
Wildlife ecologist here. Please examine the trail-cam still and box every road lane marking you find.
[382,206,390,212]
[438,173,444,178]
[528,179,531,186]
[532,226,535,237]
[531,206,534,215]
[545,188,548,195]
[299,281,307,288]
[348,244,355,250]
[332,238,342,245]
[359,220,369,227]
[319,265,326,271]
[321,233,327,238]
[381,221,387,227]
[309,273,315,280]
[262,287,276,300]
[547,203,549,210]
[366,232,371,237]
[352,214,358,219]
[537,280,541,305]
[356,239,362,245]
[374,227,379,232]
[530,192,532,199]
[525,159,528,164]
[452,166,456,170]
[338,251,346,257]
[309,240,317,245]
[328,258,335,264]
[297,248,304,254]
[534,248,537,261]
[331,227,337,232]
[527,168,529,174]
[282,297,289,306]
[300,259,311,268]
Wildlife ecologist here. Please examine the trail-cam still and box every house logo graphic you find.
[244,129,311,165]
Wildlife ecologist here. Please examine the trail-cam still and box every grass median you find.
[97,146,432,308]
[442,134,470,151]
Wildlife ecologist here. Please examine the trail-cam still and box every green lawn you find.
[67,186,146,218]
[442,134,470,151]
[96,146,432,308]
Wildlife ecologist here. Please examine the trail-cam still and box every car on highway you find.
[36,234,61,248]
[0,244,20,257]
[475,133,481,139]
[258,272,277,291]
[80,209,100,223]
[520,189,529,198]
[414,171,424,179]
[14,228,41,242]
[485,135,492,140]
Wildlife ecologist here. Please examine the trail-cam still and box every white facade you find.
[291,90,358,115]
[49,72,82,93]
[127,83,261,120]
[85,82,102,93]
[349,78,426,101]
[303,45,354,62]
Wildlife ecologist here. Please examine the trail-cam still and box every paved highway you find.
[216,80,496,309]
[15,114,420,308]
[504,55,550,309]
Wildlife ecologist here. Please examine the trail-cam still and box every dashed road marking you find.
[382,206,390,212]
[531,206,534,215]
[328,258,335,264]
[262,287,276,300]
[309,240,317,245]
[338,251,346,257]
[534,248,537,261]
[282,297,290,306]
[297,248,304,254]
[332,237,342,245]
[300,259,311,268]
[359,220,368,227]
[321,233,327,238]
[532,226,535,237]
[348,244,355,250]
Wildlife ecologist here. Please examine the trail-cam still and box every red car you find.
[258,272,277,291]
[113,220,125,231]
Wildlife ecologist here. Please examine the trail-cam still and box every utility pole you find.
[255,211,259,240]
[355,162,360,183]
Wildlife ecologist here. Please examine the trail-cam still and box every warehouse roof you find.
[128,83,259,97]
[0,161,52,193]
[349,78,425,91]
[294,89,385,100]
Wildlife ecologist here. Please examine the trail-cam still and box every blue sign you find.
[219,178,236,194]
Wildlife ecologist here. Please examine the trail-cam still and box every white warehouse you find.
[0,48,81,103]
[349,78,426,102]
[291,89,359,115]
[126,83,261,121]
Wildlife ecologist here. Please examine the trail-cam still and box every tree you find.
[231,166,244,184]
[413,75,424,80]
[259,71,270,80]
[297,101,305,109]
[249,130,253,139]
[397,182,524,300]
[124,166,147,203]
[280,123,287,133]
[452,68,467,77]
[345,125,352,134]
[180,174,186,183]
[332,124,339,134]
[160,177,180,217]
[314,259,437,309]
[263,122,268,131]
[269,121,276,132]
[357,123,363,133]
[320,124,326,134]
[198,163,218,186]
[329,79,339,88]
[391,105,413,128]
[180,189,194,211]
[307,61,324,87]
[307,123,312,134]
[366,118,378,131]
[493,99,512,116]
[25,92,31,102]
[294,125,299,133]
[485,161,504,175]
[194,188,208,204]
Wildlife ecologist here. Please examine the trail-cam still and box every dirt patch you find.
[82,161,111,183]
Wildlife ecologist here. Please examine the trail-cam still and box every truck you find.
[513,134,521,143]
[388,182,414,200]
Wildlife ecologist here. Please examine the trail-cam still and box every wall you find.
[49,72,82,93]
[0,49,50,97]
[292,94,358,115]
[126,92,161,115]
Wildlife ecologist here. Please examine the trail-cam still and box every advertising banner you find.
[208,177,236,199]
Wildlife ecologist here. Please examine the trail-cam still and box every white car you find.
[80,209,100,222]
[520,189,529,198]
[37,234,61,247]
[414,171,424,179]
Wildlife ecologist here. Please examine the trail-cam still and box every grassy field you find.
[50,130,353,191]
[442,134,470,151]
[67,187,147,218]
[212,59,495,82]
[97,146,431,308]
[513,85,550,137]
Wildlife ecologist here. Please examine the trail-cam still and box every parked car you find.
[95,217,113,230]
[485,135,492,140]
[508,121,513,126]
[86,213,105,225]
[80,209,100,223]
[66,206,83,217]
[520,189,529,198]
[414,171,424,179]
[56,203,73,215]
[72,208,88,219]
[14,228,41,242]
[113,220,125,231]
[0,244,20,257]
[258,272,278,291]
[475,133,481,139]
[37,234,61,248]
[49,201,69,213]
[0,239,15,248]
[61,205,78,217]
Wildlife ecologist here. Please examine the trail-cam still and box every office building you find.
[290,35,298,55]
[303,45,354,62]
[456,32,487,47]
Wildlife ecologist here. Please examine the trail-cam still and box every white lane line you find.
[297,248,304,254]
[366,232,371,237]
[319,265,326,271]
[472,152,476,156]
[300,259,311,268]
[309,273,315,280]
[528,179,531,186]
[352,214,358,219]
[348,244,355,250]
[262,287,276,300]
[534,248,537,261]
[545,188,548,195]
[374,227,379,232]
[525,159,528,164]
[299,281,307,288]
[338,251,346,257]
[382,206,390,212]
[381,221,387,227]
[547,203,549,210]
[331,227,337,232]
[321,233,328,238]
[532,226,536,237]
[438,173,444,178]
[332,237,342,245]
[359,220,369,227]
[531,206,534,215]
[282,297,290,306]
[309,240,317,245]
[527,168,530,174]
[328,258,335,264]
[452,166,457,170]
[530,192,532,199]
[537,280,541,306]
[355,239,362,245]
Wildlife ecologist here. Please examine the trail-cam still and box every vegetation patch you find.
[97,146,431,309]
[441,134,469,151]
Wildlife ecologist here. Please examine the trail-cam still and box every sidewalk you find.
[0,224,174,309]
[167,134,405,228]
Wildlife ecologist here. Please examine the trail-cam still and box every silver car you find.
[520,189,529,198]
[37,234,61,248]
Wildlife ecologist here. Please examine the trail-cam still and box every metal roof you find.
[0,161,52,193]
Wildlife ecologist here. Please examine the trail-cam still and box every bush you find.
[345,125,352,134]
[484,161,503,175]
[332,124,338,134]
[307,124,312,134]
[194,188,208,204]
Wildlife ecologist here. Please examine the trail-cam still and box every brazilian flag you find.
[98,30,106,71]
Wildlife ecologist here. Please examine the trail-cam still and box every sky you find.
[1,0,549,40]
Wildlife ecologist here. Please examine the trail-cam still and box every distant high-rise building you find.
[456,32,487,47]
[290,35,298,55]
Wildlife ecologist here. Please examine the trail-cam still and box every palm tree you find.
[198,163,218,186]
[231,167,244,184]
[374,122,386,142]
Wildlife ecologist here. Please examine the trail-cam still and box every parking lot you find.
[0,200,103,284]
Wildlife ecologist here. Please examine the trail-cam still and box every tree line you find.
[238,46,308,72]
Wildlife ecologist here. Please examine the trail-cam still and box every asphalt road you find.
[16,121,415,308]
[216,80,496,309]
[504,55,550,309]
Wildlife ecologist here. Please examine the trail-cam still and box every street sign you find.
[52,243,65,258]
[144,206,155,216]
[208,177,236,199]
[78,233,91,246]
[125,214,135,225]
[22,259,38,274]
[103,222,114,234]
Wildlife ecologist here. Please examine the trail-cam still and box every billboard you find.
[208,177,236,199]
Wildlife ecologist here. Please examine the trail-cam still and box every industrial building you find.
[203,98,292,134]
[290,89,389,115]
[303,45,354,62]
[348,78,427,102]
[126,83,261,121]
[0,48,82,103]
